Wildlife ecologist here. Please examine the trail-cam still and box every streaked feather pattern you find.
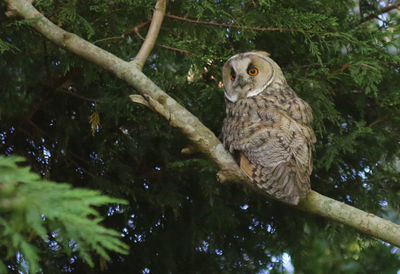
[222,52,315,205]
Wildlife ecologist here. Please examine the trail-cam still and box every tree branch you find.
[360,1,400,23]
[129,23,191,55]
[367,109,400,128]
[94,20,191,55]
[133,0,167,70]
[298,191,400,246]
[5,0,400,247]
[165,14,304,32]
[122,20,151,38]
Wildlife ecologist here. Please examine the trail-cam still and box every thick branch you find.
[298,191,400,246]
[6,0,400,247]
[133,0,167,70]
[4,0,245,183]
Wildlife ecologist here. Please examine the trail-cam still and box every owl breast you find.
[222,89,315,205]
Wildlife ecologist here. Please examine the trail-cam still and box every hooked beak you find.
[234,75,248,89]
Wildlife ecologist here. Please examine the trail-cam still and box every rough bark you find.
[4,0,400,247]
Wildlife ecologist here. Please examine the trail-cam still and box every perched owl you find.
[221,51,316,205]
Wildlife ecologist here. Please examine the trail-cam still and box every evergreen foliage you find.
[0,0,400,272]
[0,156,128,272]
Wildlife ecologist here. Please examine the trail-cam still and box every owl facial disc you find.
[223,52,276,103]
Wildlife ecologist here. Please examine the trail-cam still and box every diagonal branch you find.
[5,0,400,247]
[360,1,400,23]
[133,0,167,70]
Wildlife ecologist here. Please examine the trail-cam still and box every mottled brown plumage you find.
[221,52,316,205]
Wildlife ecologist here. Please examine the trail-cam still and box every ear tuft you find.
[252,51,270,57]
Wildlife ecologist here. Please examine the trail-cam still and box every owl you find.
[221,51,316,205]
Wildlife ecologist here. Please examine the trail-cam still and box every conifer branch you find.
[5,0,400,248]
[133,0,167,70]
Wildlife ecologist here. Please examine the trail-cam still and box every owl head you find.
[222,51,284,102]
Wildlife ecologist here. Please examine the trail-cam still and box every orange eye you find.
[248,67,258,76]
[230,74,236,81]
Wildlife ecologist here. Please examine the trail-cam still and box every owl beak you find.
[238,81,247,89]
[236,75,248,88]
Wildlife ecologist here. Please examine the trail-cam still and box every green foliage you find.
[1,0,400,272]
[0,39,19,54]
[0,156,128,272]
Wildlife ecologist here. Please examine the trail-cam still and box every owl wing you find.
[233,106,314,205]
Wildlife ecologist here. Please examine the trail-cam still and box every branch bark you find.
[5,0,400,247]
[133,0,167,70]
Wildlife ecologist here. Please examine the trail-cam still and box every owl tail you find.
[240,154,310,205]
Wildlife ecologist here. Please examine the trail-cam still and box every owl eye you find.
[248,67,259,76]
[230,71,236,81]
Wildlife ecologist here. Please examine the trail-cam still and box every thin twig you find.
[132,23,191,54]
[360,1,400,23]
[133,0,167,70]
[60,90,100,103]
[326,63,351,78]
[122,20,151,38]
[165,14,304,32]
[156,43,191,55]
[93,36,124,44]
[367,110,400,128]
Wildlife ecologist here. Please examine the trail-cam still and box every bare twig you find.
[60,90,100,103]
[165,14,304,32]
[132,26,191,55]
[133,0,167,70]
[326,63,351,78]
[93,36,124,44]
[367,110,400,128]
[122,20,151,38]
[92,22,149,44]
[6,0,400,247]
[156,43,191,55]
[95,20,190,54]
[361,1,400,23]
